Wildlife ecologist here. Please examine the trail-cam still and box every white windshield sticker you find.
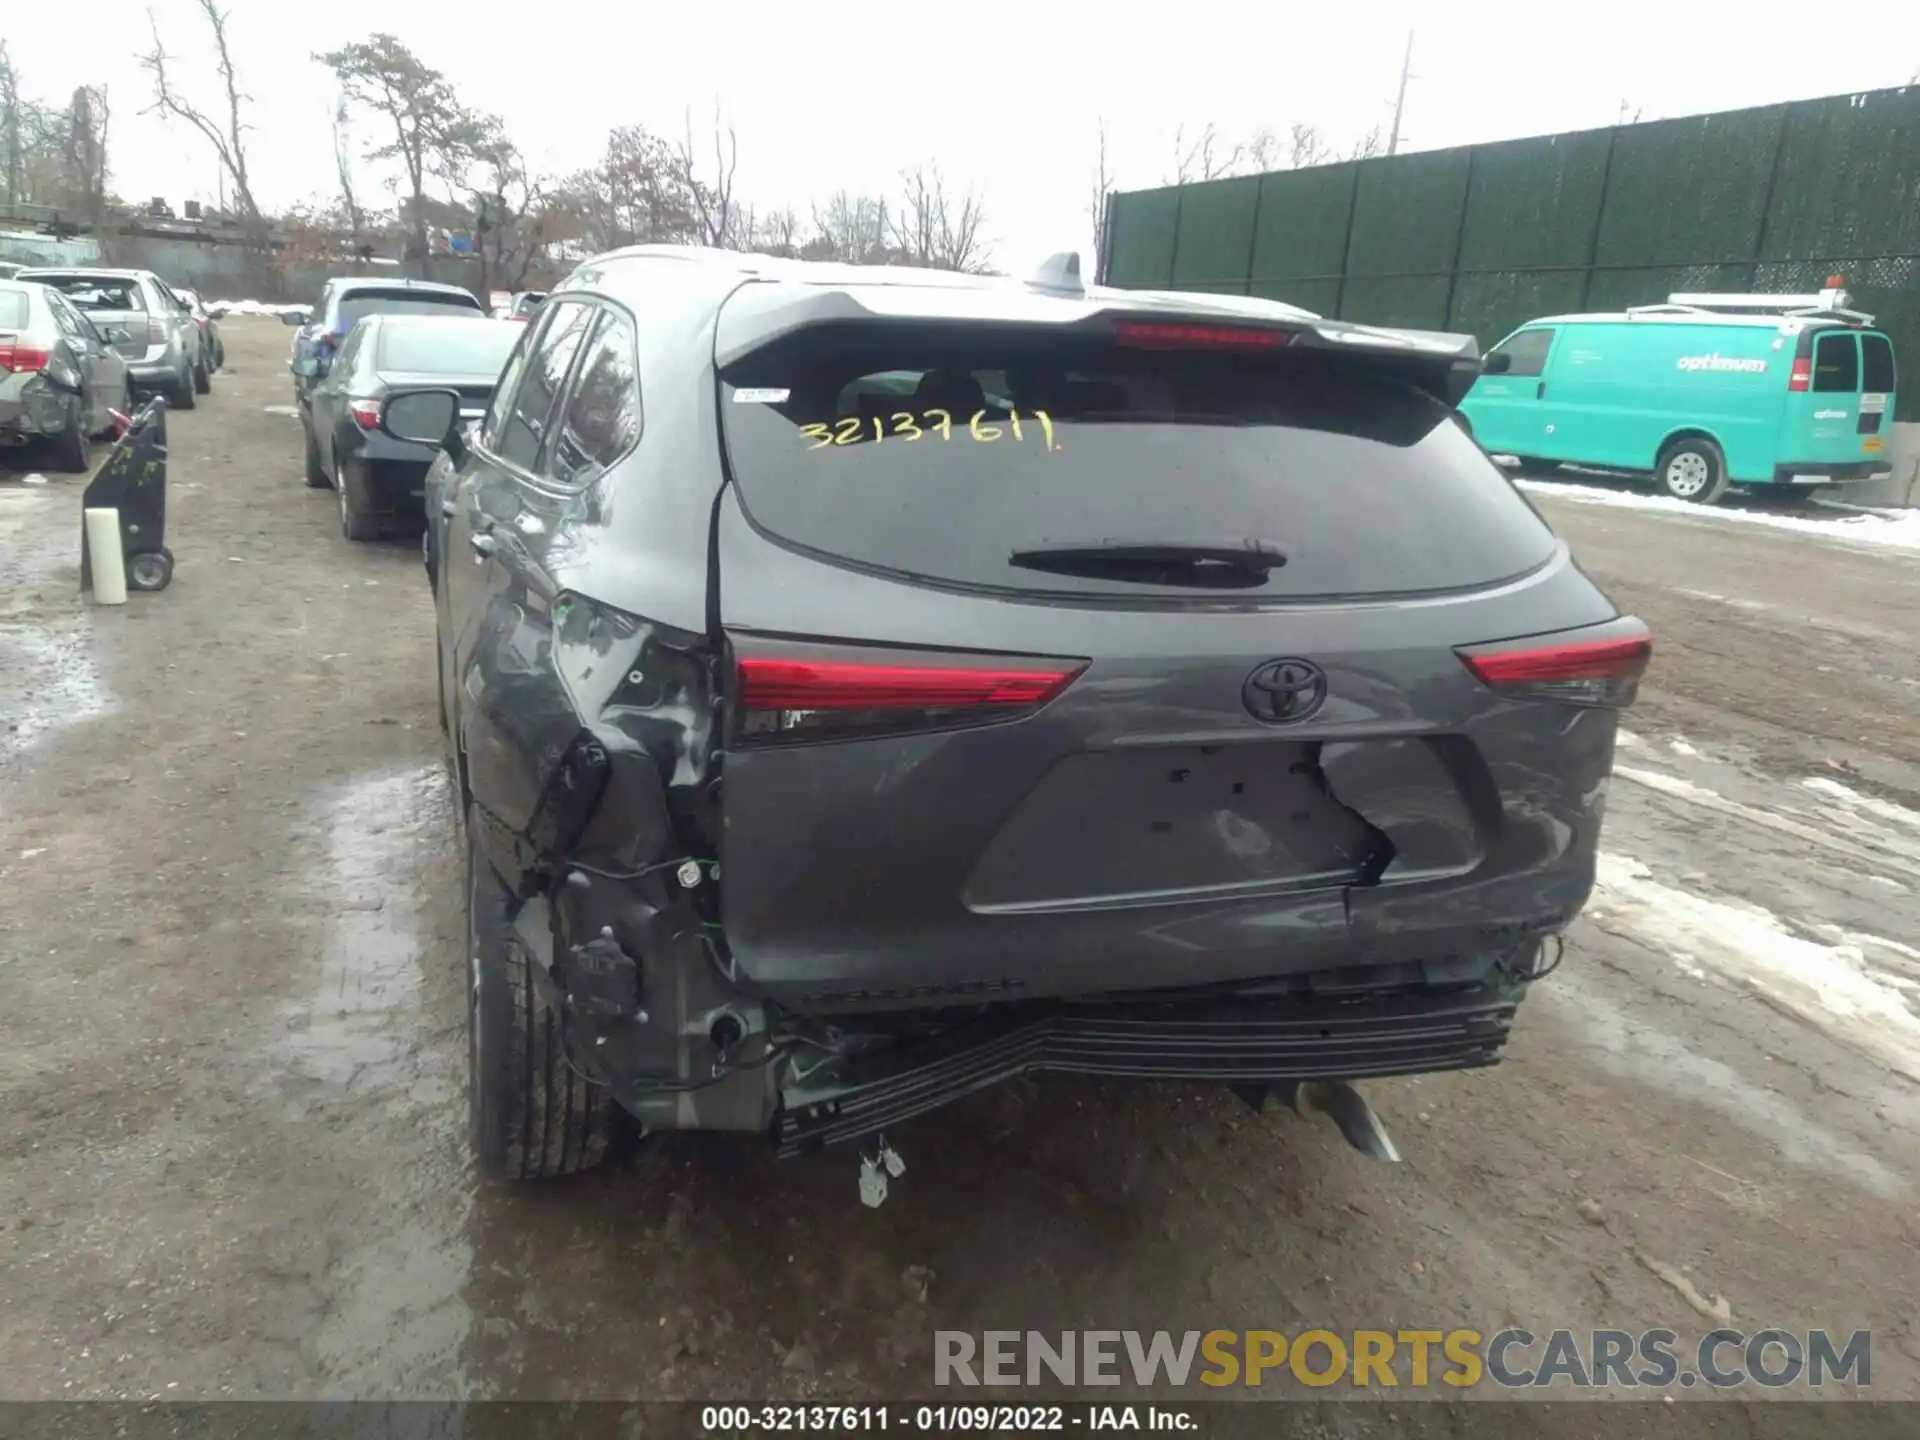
[732,387,791,404]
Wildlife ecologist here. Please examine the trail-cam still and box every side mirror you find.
[280,309,309,327]
[1482,352,1513,375]
[381,389,464,454]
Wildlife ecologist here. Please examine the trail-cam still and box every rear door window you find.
[1490,328,1554,377]
[1861,333,1896,394]
[0,289,29,330]
[543,311,641,487]
[32,276,144,312]
[491,299,595,472]
[1813,332,1860,392]
[718,330,1558,600]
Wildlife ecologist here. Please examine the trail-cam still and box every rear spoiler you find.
[714,285,1485,409]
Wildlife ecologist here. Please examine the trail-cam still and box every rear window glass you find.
[719,333,1558,600]
[0,289,29,330]
[1813,332,1859,392]
[337,290,482,330]
[1861,333,1896,394]
[377,321,521,376]
[31,275,143,312]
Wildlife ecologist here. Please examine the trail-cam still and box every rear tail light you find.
[1114,320,1293,350]
[349,399,382,429]
[0,341,51,373]
[1458,630,1651,709]
[1789,357,1812,392]
[320,332,339,351]
[146,317,166,346]
[734,653,1085,743]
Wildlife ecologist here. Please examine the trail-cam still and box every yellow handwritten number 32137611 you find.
[797,409,1059,452]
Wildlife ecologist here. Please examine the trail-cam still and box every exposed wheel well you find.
[1655,429,1725,467]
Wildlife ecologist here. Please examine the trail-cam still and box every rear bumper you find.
[1771,461,1895,485]
[350,455,434,513]
[0,374,69,438]
[775,978,1524,1157]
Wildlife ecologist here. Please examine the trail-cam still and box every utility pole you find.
[1387,30,1415,157]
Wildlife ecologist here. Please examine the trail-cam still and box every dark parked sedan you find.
[304,313,521,540]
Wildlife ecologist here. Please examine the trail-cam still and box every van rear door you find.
[1784,327,1884,474]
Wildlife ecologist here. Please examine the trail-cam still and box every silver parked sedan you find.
[14,266,206,410]
[0,279,133,473]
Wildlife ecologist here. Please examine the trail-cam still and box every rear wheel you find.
[338,461,382,541]
[467,813,614,1179]
[171,360,197,411]
[302,419,329,488]
[51,398,93,473]
[193,358,211,395]
[1656,437,1729,504]
[125,548,174,592]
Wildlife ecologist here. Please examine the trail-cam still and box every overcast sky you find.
[6,0,1919,278]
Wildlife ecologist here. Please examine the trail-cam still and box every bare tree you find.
[1616,99,1646,125]
[751,204,800,256]
[673,104,739,248]
[469,131,561,293]
[1169,122,1245,183]
[0,44,22,206]
[62,86,110,230]
[140,0,262,232]
[893,163,990,272]
[331,95,363,238]
[808,191,892,263]
[1346,124,1387,161]
[1089,117,1114,268]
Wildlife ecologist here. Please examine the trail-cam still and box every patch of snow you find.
[1803,777,1920,834]
[1613,764,1920,883]
[1592,853,1920,1083]
[1615,728,1645,750]
[1518,477,1920,552]
[262,405,300,418]
[207,298,307,318]
[1668,737,1698,757]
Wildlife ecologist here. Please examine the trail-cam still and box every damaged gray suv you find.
[381,245,1649,1182]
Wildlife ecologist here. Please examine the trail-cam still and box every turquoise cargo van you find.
[1461,288,1897,504]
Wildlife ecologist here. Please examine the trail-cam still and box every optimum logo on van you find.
[1676,353,1770,374]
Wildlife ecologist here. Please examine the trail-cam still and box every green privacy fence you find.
[1102,87,1920,419]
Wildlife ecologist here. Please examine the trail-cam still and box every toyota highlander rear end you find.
[435,249,1647,1178]
[700,298,1646,1154]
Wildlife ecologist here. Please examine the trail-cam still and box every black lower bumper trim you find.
[775,982,1521,1157]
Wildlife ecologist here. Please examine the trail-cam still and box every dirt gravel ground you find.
[2,319,1918,1432]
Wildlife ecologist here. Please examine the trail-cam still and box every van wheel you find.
[467,812,615,1179]
[1657,439,1729,505]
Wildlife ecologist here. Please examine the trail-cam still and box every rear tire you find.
[171,360,196,412]
[1656,438,1729,504]
[193,359,211,395]
[338,461,382,541]
[467,814,614,1179]
[51,398,93,474]
[125,548,174,592]
[303,420,330,488]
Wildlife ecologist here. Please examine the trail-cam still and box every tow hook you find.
[858,1135,907,1208]
[1235,1080,1403,1163]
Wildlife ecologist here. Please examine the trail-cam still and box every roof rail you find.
[1626,302,1714,318]
[1665,287,1855,313]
